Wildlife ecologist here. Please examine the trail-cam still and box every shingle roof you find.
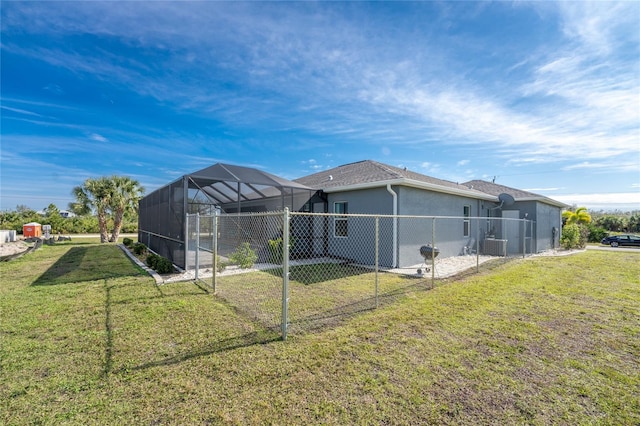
[462,180,539,199]
[463,179,569,208]
[295,160,491,198]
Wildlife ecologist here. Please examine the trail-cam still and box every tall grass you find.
[1,242,638,425]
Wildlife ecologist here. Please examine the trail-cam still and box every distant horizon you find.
[2,168,638,215]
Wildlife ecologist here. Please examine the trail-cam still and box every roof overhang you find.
[515,196,571,209]
[321,178,499,201]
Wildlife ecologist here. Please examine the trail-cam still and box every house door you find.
[502,210,521,255]
[312,202,326,256]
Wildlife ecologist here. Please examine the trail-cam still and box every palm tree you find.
[562,206,592,225]
[108,176,144,242]
[72,177,113,243]
[71,176,144,243]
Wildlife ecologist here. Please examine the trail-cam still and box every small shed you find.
[23,222,42,238]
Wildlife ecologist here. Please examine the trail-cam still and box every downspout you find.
[386,184,398,268]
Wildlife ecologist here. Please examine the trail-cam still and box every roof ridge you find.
[463,179,540,198]
[369,160,405,179]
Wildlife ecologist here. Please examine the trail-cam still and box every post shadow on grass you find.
[101,279,223,377]
[120,330,281,373]
[32,245,146,286]
[264,262,372,285]
[103,279,114,378]
[289,279,430,334]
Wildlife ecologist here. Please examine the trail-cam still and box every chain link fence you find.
[185,210,536,340]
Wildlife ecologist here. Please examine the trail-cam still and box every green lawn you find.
[1,241,638,425]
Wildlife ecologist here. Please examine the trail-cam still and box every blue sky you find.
[1,1,639,212]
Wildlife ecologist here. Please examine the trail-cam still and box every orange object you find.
[22,222,42,238]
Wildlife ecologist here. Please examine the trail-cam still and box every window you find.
[334,202,348,237]
[463,205,471,237]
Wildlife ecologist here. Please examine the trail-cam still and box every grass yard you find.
[1,239,638,425]
[216,263,427,335]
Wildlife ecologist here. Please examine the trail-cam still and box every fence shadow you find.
[33,245,144,286]
[121,331,280,372]
[290,279,430,334]
[264,262,372,286]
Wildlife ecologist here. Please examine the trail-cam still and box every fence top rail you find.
[188,210,535,223]
[192,210,287,218]
[289,211,534,222]
[139,229,184,245]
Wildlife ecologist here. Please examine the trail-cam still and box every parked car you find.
[600,234,640,247]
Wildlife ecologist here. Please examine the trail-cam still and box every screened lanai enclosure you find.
[138,163,315,269]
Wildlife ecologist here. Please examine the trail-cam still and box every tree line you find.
[560,207,640,249]
[1,176,143,243]
[2,179,638,247]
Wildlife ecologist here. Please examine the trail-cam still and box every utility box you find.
[1,230,17,242]
[23,222,42,238]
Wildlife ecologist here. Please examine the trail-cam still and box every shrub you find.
[146,252,159,269]
[560,224,582,249]
[215,255,227,273]
[268,237,295,263]
[229,242,258,269]
[587,225,608,243]
[578,225,590,248]
[154,257,174,274]
[268,238,284,263]
[123,237,134,247]
[132,242,147,255]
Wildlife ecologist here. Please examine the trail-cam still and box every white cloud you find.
[563,161,639,173]
[557,2,639,56]
[43,83,65,95]
[0,105,43,117]
[420,162,441,175]
[523,187,562,192]
[553,192,640,211]
[89,133,108,142]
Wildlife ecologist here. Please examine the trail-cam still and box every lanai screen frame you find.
[138,163,314,269]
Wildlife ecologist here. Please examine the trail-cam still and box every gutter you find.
[322,178,497,201]
[386,184,398,268]
[515,196,571,209]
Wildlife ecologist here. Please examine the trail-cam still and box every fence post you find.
[185,214,189,272]
[212,212,217,294]
[375,216,379,309]
[522,219,526,258]
[503,218,508,257]
[431,217,436,285]
[475,217,480,272]
[282,208,290,341]
[195,213,200,281]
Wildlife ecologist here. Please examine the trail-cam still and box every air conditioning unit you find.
[484,238,507,256]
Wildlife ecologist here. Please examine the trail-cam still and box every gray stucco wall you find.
[326,187,395,267]
[321,185,562,267]
[493,201,562,254]
[396,187,488,266]
[535,202,563,251]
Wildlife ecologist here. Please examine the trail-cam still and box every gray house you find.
[139,160,568,270]
[463,179,568,255]
[295,160,568,267]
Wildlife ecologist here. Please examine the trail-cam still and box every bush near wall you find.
[229,242,258,269]
[131,243,174,274]
[561,224,585,249]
